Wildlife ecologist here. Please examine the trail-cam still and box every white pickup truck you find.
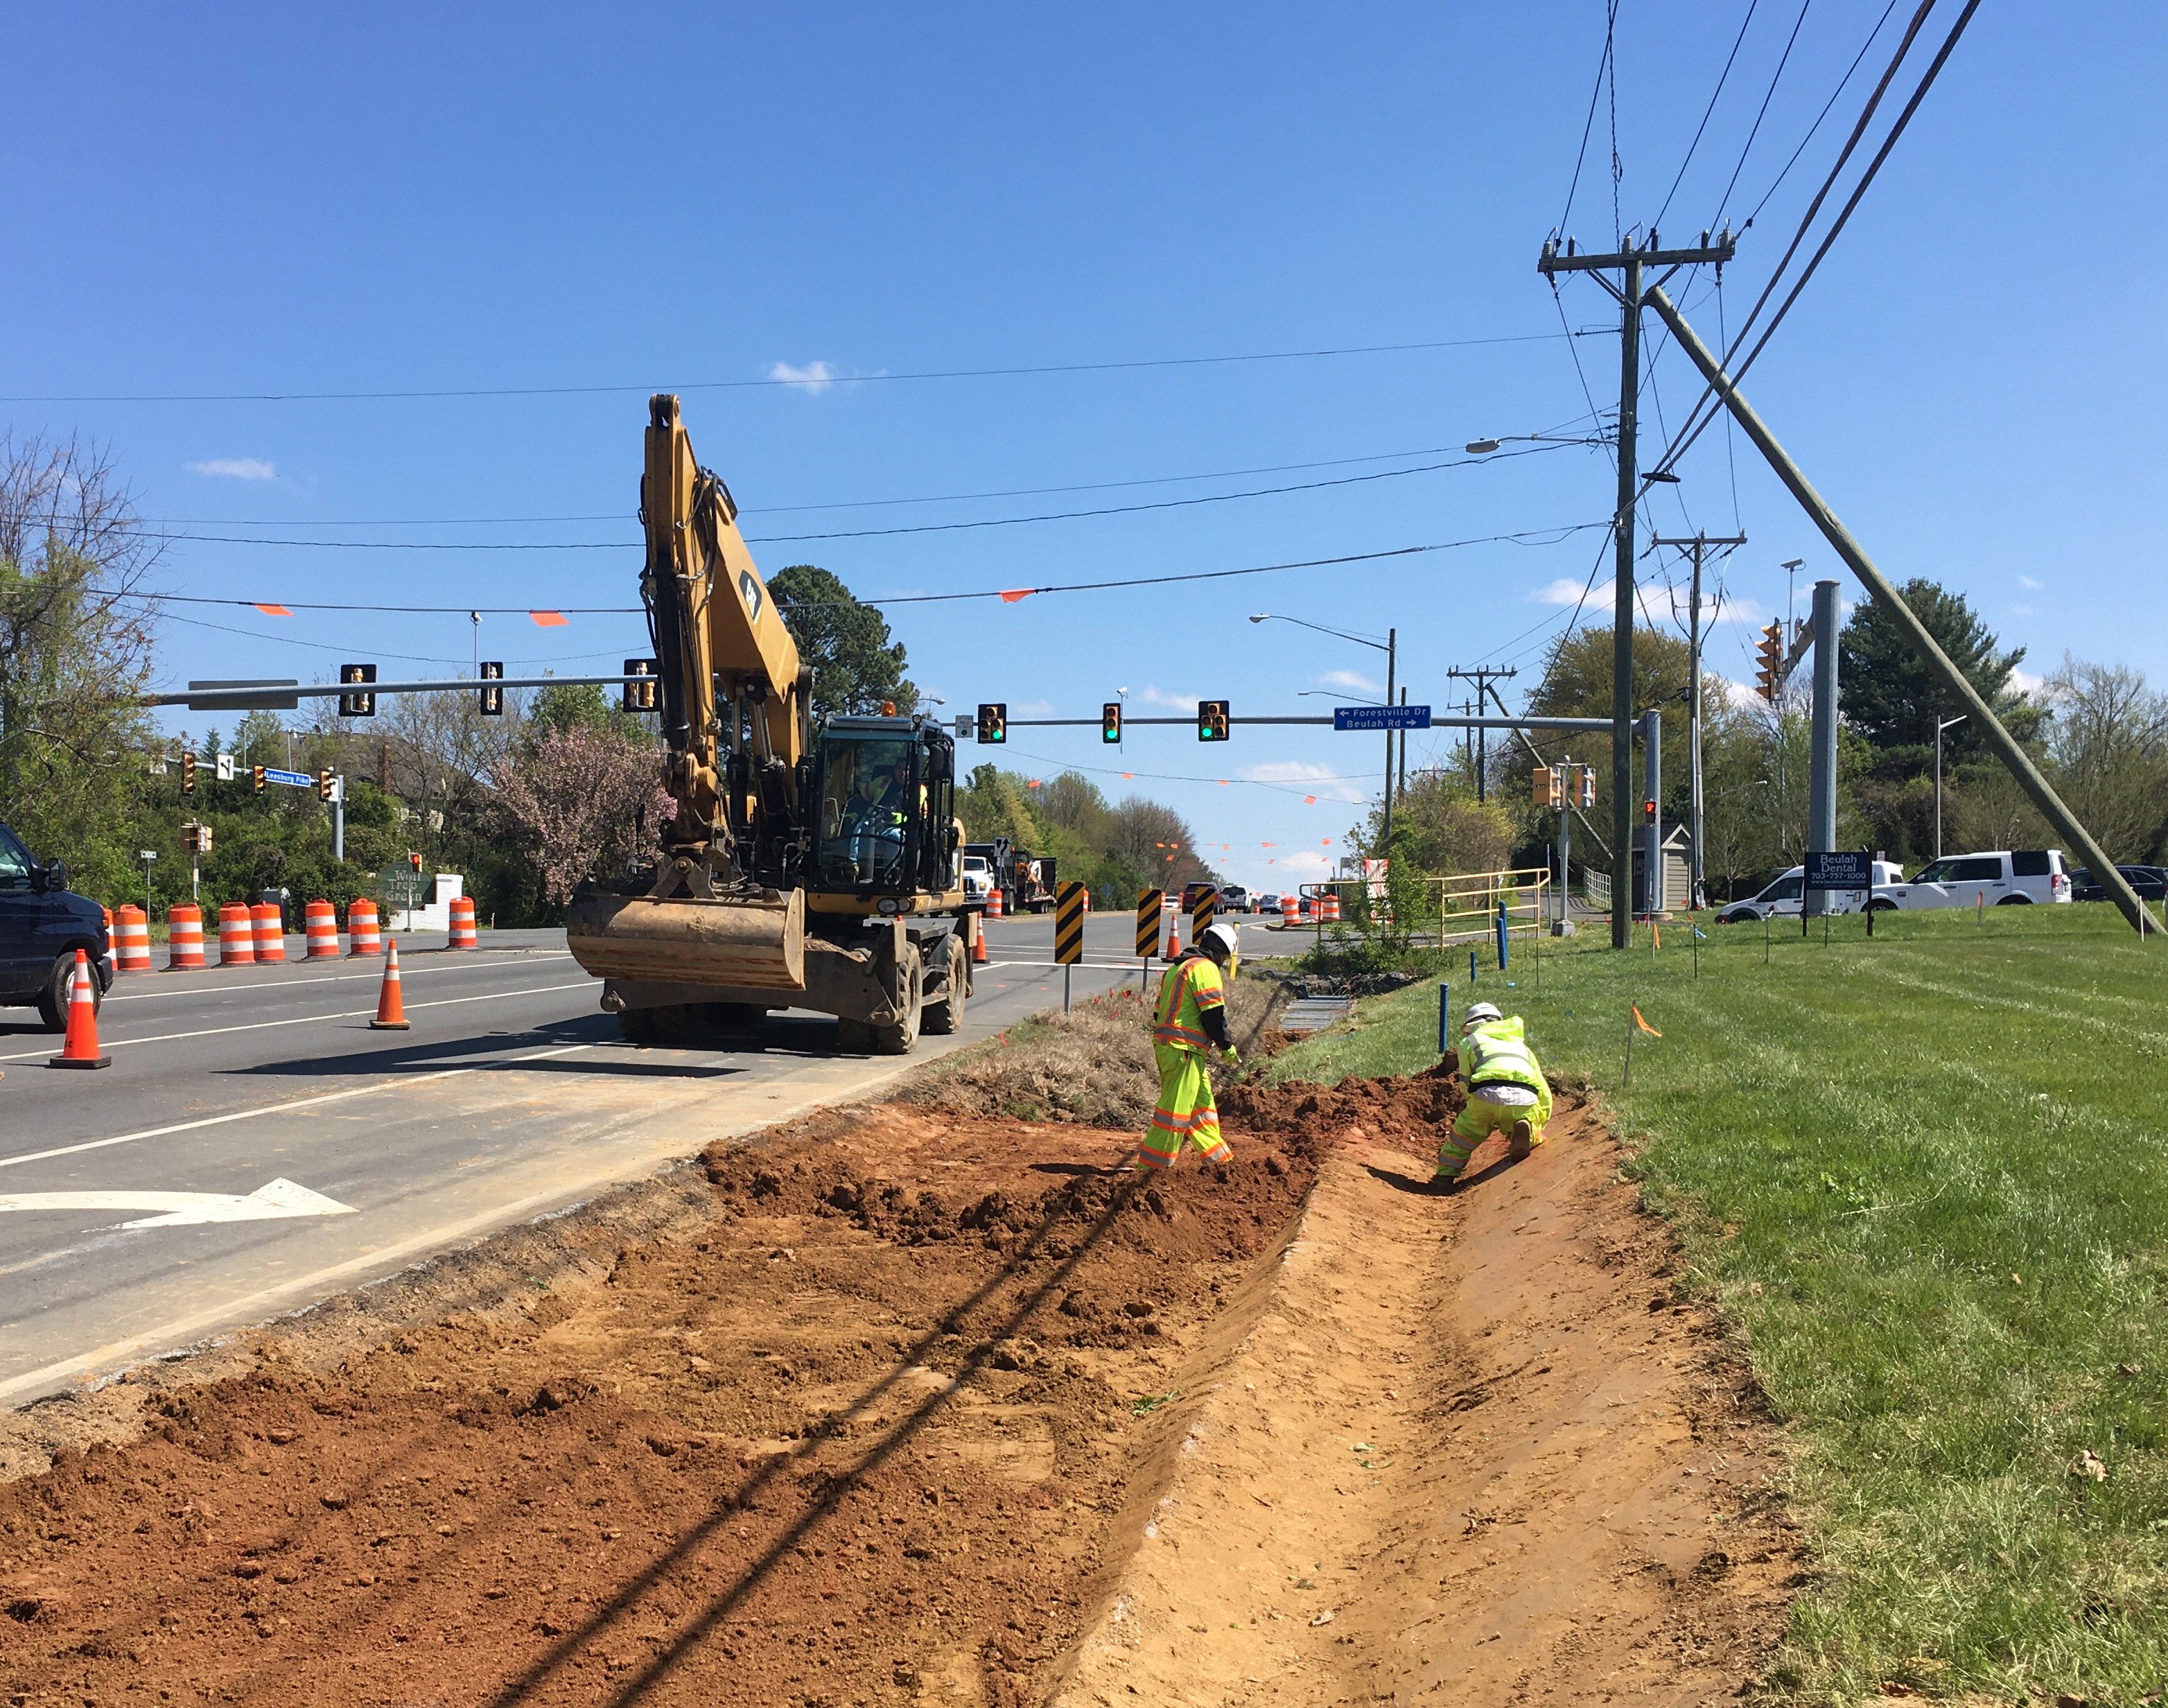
[1717,859,1907,924]
[1867,848,2071,912]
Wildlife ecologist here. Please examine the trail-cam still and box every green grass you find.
[1272,903,2168,1703]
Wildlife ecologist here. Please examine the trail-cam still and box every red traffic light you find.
[1643,799,1657,823]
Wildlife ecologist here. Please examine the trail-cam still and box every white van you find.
[1716,860,1907,924]
[1869,849,2070,912]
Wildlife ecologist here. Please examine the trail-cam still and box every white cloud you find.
[1137,685,1200,708]
[2018,575,2043,591]
[1316,668,1379,692]
[1013,698,1055,716]
[186,457,276,480]
[2009,666,2045,698]
[1241,760,1367,803]
[769,360,835,393]
[1528,577,1591,606]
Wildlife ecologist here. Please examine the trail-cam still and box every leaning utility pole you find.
[1644,281,2155,939]
[1446,665,1518,803]
[1650,532,1745,909]
[1540,227,1738,946]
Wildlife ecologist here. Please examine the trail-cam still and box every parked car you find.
[0,819,113,1029]
[1716,860,1907,925]
[1869,848,2071,912]
[2069,864,2168,904]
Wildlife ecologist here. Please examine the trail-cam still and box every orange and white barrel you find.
[986,887,1004,920]
[168,903,206,969]
[1322,892,1342,923]
[304,899,341,959]
[112,905,152,973]
[218,903,256,966]
[101,904,114,933]
[252,902,287,964]
[448,894,478,949]
[347,897,383,957]
[1281,895,1299,925]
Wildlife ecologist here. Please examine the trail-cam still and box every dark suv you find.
[0,820,112,1029]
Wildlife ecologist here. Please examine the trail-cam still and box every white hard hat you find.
[1200,922,1241,960]
[1462,1000,1502,1028]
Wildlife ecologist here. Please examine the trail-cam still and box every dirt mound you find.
[1223,1057,1465,1148]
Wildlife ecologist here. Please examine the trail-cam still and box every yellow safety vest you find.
[1460,1016,1544,1091]
[1152,952,1226,1052]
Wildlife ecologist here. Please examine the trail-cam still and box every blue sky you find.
[7,3,2162,891]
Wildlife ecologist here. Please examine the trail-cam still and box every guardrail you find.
[1428,866,1550,948]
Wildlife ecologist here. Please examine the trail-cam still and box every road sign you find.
[1805,851,1873,891]
[1191,885,1216,934]
[1054,881,1087,966]
[0,1178,356,1229]
[215,752,234,781]
[1135,887,1162,958]
[380,865,427,912]
[263,767,313,789]
[1331,704,1431,731]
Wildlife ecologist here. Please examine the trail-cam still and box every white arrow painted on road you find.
[0,1178,358,1229]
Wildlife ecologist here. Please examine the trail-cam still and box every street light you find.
[1934,714,1968,860]
[1252,613,1399,851]
[1462,433,1609,456]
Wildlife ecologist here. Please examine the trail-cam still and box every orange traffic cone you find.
[968,910,988,966]
[1164,917,1181,959]
[48,948,112,1069]
[370,939,411,1031]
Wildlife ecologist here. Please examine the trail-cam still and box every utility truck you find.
[566,397,972,1054]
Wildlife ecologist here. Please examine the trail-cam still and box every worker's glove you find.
[1223,1047,1242,1067]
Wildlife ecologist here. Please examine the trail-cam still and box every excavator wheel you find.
[869,946,924,1056]
[922,936,967,1036]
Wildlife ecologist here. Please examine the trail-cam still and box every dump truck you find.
[962,838,1058,912]
[566,396,971,1054]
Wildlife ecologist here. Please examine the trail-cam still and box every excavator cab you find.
[810,718,956,902]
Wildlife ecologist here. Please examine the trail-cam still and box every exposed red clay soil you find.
[0,1068,1794,1708]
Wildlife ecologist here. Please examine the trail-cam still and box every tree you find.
[1346,770,1514,876]
[1523,623,1695,871]
[1837,579,2036,760]
[2041,655,2168,863]
[493,724,672,907]
[769,565,917,717]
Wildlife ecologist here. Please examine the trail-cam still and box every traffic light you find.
[1575,765,1596,808]
[252,764,267,794]
[339,663,378,717]
[1532,765,1562,807]
[479,660,505,717]
[1197,699,1230,742]
[317,768,334,803]
[1754,622,1783,702]
[1643,799,1657,826]
[409,851,423,873]
[182,821,211,855]
[622,659,656,713]
[1101,702,1121,744]
[977,703,1006,744]
[181,751,197,796]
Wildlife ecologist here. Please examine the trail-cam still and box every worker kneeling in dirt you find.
[1136,921,1242,1171]
[1434,1000,1553,1188]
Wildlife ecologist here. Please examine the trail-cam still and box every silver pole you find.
[1641,711,1661,916]
[1806,580,1840,916]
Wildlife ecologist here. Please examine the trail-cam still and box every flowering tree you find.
[492,724,672,906]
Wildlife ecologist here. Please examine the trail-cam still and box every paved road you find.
[0,908,1213,1404]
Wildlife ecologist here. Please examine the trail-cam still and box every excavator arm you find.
[642,392,806,865]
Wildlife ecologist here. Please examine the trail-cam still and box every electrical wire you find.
[92,520,1611,619]
[1742,0,1903,229]
[1708,0,1814,231]
[1557,0,1619,238]
[112,442,1586,552]
[0,330,1584,407]
[1652,0,1760,231]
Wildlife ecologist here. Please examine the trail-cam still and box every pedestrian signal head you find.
[1532,765,1560,807]
[1101,702,1121,744]
[977,703,1007,744]
[1197,699,1230,742]
[479,660,505,717]
[622,659,656,713]
[1576,766,1596,808]
[338,662,377,717]
[1643,798,1657,824]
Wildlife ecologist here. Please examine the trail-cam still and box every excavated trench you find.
[0,1060,1798,1707]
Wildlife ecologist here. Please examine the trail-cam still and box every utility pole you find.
[1805,578,1840,917]
[1650,533,1745,910]
[1381,627,1397,855]
[1397,688,1408,800]
[1446,666,1517,803]
[1541,227,1736,948]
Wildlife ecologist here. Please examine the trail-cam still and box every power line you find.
[94,521,1609,619]
[1557,0,1619,238]
[1708,0,1814,231]
[0,330,1587,407]
[110,442,1588,552]
[1652,0,1761,231]
[1743,0,1903,229]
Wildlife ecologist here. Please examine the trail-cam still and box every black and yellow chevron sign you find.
[1191,887,1216,935]
[1135,887,1163,958]
[1055,882,1087,966]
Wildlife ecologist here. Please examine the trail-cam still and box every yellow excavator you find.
[566,395,972,1054]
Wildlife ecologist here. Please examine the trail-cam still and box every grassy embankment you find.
[1268,904,2168,1703]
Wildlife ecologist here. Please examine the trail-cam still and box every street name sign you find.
[1332,704,1431,732]
[264,767,313,789]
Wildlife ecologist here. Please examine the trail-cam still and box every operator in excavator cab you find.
[1135,921,1242,1173]
[1433,1000,1553,1190]
[851,754,913,823]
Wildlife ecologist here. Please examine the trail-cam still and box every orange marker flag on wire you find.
[1632,1005,1663,1037]
[252,602,292,617]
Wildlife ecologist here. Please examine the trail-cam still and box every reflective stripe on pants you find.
[1138,1042,1231,1170]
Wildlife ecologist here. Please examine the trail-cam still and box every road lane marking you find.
[104,952,575,1002]
[0,1043,593,1172]
[0,980,598,1063]
[0,1178,357,1228]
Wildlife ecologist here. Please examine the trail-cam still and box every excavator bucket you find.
[566,888,806,993]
